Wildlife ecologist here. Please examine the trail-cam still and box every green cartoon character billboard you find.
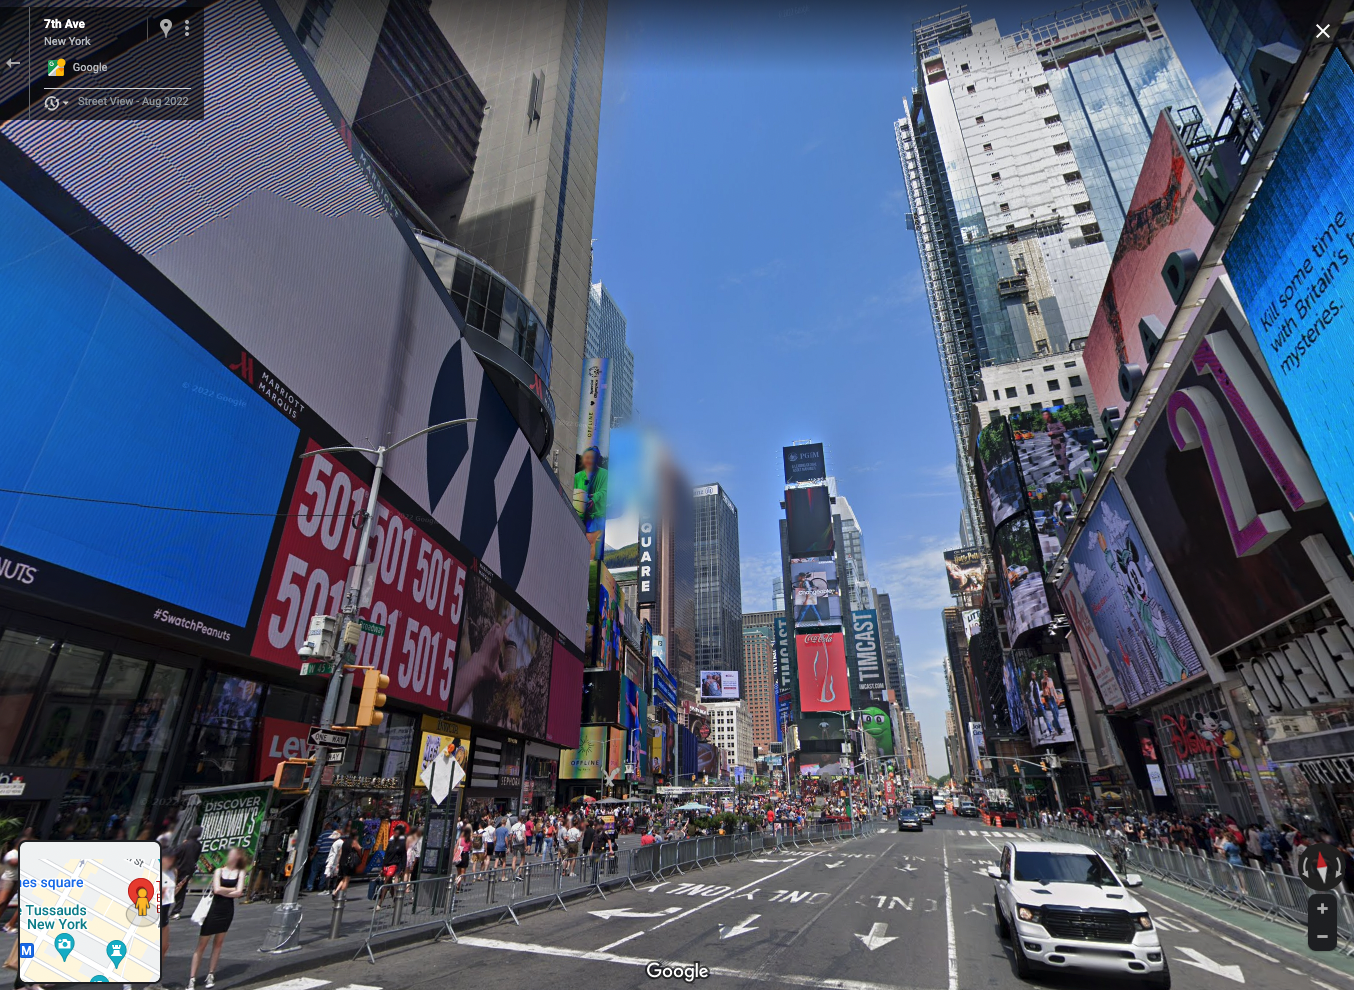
[861,707,893,754]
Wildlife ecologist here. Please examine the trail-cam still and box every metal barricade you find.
[355,874,459,962]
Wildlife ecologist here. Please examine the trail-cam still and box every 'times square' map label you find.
[18,841,161,984]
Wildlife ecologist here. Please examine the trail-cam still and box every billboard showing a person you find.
[993,515,1051,647]
[790,559,842,628]
[785,485,834,558]
[574,357,613,560]
[943,547,988,595]
[1066,478,1204,706]
[1015,654,1075,747]
[700,671,741,701]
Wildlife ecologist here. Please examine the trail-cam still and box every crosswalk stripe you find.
[250,981,331,990]
[333,985,383,990]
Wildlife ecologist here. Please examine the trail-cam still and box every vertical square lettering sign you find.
[252,441,467,709]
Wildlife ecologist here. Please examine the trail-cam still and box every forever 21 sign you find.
[251,440,467,709]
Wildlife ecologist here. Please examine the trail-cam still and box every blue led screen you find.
[1228,50,1354,552]
[0,180,298,625]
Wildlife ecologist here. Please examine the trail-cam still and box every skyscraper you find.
[694,484,744,681]
[896,4,1207,539]
[428,0,608,485]
[875,591,908,706]
[772,578,785,612]
[741,625,777,753]
[1190,0,1317,109]
[586,282,635,424]
[903,710,930,782]
[834,496,874,612]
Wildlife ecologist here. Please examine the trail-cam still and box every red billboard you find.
[255,716,315,780]
[796,631,850,712]
[252,441,468,710]
[1083,113,1216,416]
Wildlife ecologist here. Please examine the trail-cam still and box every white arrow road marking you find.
[826,861,845,869]
[1175,947,1245,983]
[895,865,917,873]
[588,906,682,921]
[750,858,780,863]
[719,913,761,939]
[965,905,987,915]
[855,922,898,951]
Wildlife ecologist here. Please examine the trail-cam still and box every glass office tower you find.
[694,484,744,682]
[896,3,1206,541]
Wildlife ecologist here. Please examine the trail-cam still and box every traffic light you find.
[273,759,310,792]
[1012,761,1021,774]
[1040,760,1048,772]
[356,667,390,727]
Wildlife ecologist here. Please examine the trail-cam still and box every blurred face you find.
[582,449,597,472]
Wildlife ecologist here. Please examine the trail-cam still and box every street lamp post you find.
[261,418,474,953]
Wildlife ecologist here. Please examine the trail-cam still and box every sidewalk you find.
[1138,875,1354,984]
[0,832,683,990]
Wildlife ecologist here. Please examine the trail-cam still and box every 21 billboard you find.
[1226,49,1354,560]
[1066,478,1203,707]
[796,631,850,712]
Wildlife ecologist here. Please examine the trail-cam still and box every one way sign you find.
[309,727,350,748]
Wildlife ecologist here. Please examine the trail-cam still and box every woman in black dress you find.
[188,847,250,989]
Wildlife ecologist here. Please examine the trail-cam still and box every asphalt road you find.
[237,816,1353,990]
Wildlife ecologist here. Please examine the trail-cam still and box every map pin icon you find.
[54,932,74,961]
[106,940,126,969]
[159,18,172,38]
[91,977,109,983]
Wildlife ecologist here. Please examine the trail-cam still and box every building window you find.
[1064,171,1082,184]
[1009,406,1022,416]
[1044,114,1061,125]
[1042,364,1055,371]
[999,202,1009,212]
[989,409,1002,423]
[991,389,1001,401]
[1074,394,1088,407]
[1033,83,1050,96]
[983,143,993,152]
[960,62,970,72]
[1064,361,1077,368]
[1052,141,1072,155]
[1069,374,1083,387]
[975,115,985,124]
[966,84,976,94]
[1026,301,1039,314]
[1004,387,1017,399]
[991,172,1001,181]
[1047,379,1061,391]
[1074,201,1093,214]
[1030,403,1042,412]
[1025,383,1035,395]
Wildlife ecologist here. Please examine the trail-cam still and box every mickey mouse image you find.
[1098,525,1188,686]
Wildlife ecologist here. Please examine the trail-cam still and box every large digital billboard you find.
[574,357,613,561]
[1057,573,1128,710]
[1124,283,1347,656]
[975,418,1023,532]
[993,516,1051,647]
[254,441,468,710]
[785,485,834,558]
[1008,404,1095,564]
[790,559,841,628]
[943,547,988,595]
[850,609,886,691]
[700,670,741,701]
[453,567,554,739]
[1227,49,1354,558]
[783,442,827,484]
[0,0,589,656]
[1066,478,1204,706]
[796,631,850,712]
[582,670,621,724]
[558,725,607,780]
[1014,654,1075,747]
[1083,113,1216,415]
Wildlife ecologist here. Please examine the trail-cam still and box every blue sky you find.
[589,0,1235,774]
